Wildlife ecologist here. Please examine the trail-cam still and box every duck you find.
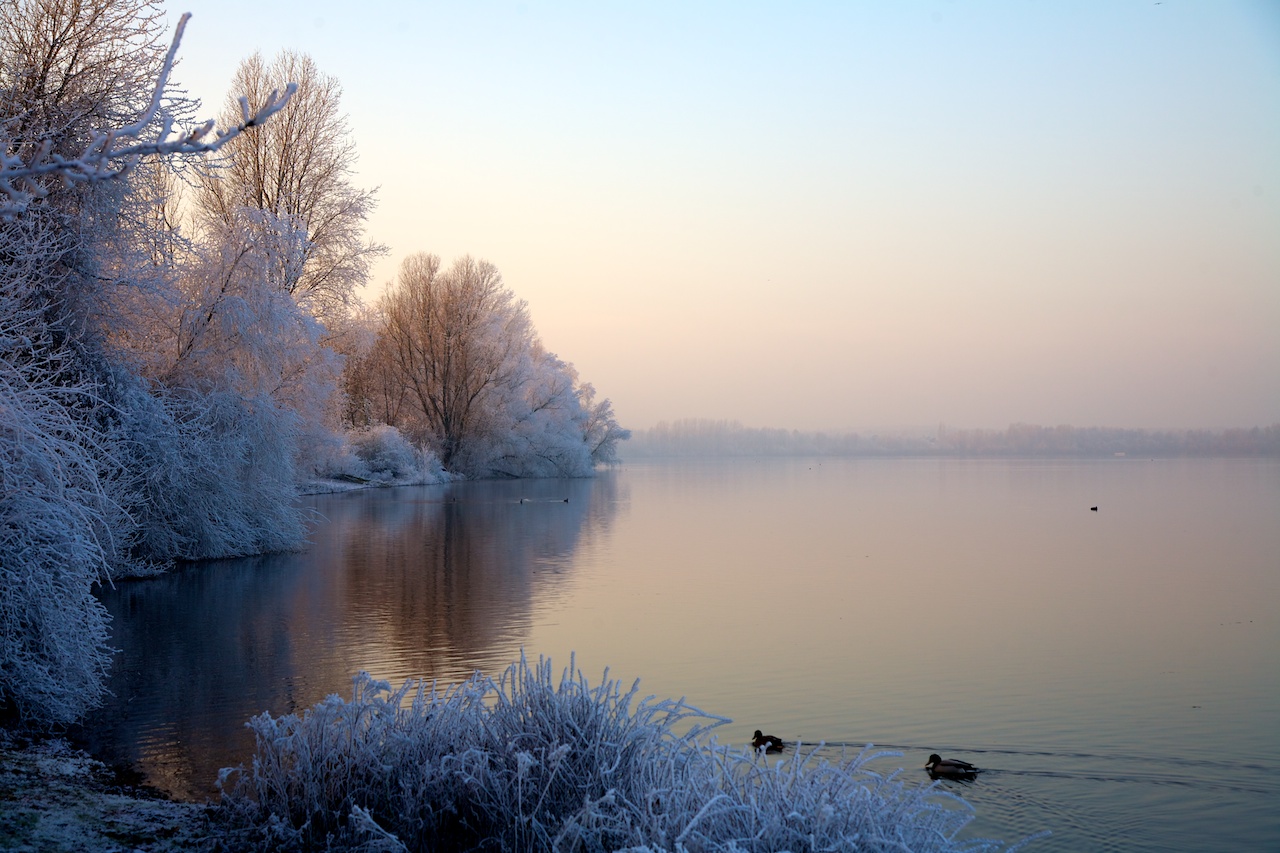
[752,730,785,752]
[925,753,980,778]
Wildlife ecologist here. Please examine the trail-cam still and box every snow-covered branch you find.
[0,12,296,219]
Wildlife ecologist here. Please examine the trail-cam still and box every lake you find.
[75,457,1280,851]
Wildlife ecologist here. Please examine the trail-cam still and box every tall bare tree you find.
[376,253,535,467]
[195,50,383,320]
[366,253,630,476]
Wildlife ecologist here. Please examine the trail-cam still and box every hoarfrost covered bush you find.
[348,424,444,483]
[218,655,1023,852]
[107,375,306,565]
[99,202,318,565]
[0,291,115,724]
[304,425,451,490]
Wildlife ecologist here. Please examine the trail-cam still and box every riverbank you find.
[297,470,458,497]
[0,478,453,851]
[0,731,209,852]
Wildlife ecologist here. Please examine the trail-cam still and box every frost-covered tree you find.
[0,2,309,725]
[577,381,630,466]
[194,50,383,321]
[376,253,534,469]
[0,0,167,213]
[109,208,340,561]
[367,253,628,477]
[331,303,386,428]
[165,211,333,402]
[0,4,292,219]
[0,222,118,724]
[1,0,175,346]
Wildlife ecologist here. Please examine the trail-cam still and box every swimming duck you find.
[925,753,980,778]
[752,730,785,752]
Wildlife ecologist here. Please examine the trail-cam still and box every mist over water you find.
[79,458,1279,851]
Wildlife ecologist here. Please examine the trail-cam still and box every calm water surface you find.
[76,458,1280,851]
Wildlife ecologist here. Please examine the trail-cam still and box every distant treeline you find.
[623,419,1280,459]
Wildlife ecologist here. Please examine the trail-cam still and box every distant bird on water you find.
[752,730,785,752]
[925,753,980,778]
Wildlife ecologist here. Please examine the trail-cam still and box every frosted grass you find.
[217,654,1036,851]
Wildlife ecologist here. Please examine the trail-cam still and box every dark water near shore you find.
[77,458,1279,851]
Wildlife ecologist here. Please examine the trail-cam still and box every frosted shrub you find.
[0,384,116,724]
[303,430,366,482]
[348,425,439,483]
[0,306,115,724]
[110,383,307,565]
[307,425,448,486]
[218,655,1025,852]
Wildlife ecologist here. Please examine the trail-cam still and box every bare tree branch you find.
[0,12,296,219]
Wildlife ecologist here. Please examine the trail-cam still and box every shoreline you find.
[0,731,209,852]
[0,475,455,850]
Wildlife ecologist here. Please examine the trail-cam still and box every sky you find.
[159,0,1279,431]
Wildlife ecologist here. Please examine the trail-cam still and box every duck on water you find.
[751,730,785,753]
[925,753,981,779]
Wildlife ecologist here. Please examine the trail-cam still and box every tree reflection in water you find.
[72,474,623,800]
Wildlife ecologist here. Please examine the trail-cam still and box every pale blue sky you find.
[163,1,1279,430]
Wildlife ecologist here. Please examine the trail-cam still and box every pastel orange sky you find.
[163,1,1279,431]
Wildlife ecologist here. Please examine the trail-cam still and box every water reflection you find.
[74,475,623,799]
[70,458,1279,851]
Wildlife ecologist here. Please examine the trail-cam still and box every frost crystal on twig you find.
[0,13,296,219]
